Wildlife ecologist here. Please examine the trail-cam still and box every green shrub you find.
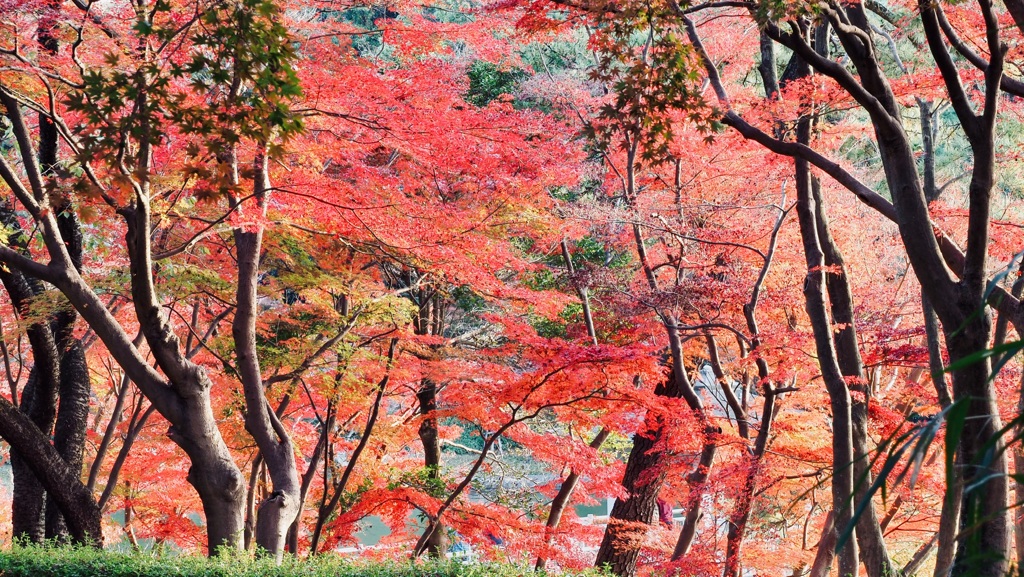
[0,544,607,577]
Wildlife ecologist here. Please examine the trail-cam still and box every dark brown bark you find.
[594,397,671,576]
[794,133,858,576]
[918,98,939,203]
[46,342,90,541]
[594,371,689,576]
[416,377,447,557]
[411,290,448,556]
[123,199,247,554]
[0,81,89,544]
[594,133,716,575]
[0,394,100,546]
[758,31,780,98]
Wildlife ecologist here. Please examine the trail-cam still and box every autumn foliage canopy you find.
[0,0,1021,576]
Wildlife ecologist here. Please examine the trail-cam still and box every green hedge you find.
[0,545,605,577]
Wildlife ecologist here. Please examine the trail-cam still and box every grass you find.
[0,544,606,577]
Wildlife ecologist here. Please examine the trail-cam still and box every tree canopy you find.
[0,0,1021,575]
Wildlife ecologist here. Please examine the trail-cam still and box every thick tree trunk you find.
[0,395,100,546]
[946,315,1007,576]
[594,425,665,576]
[0,67,248,555]
[46,342,91,540]
[11,450,46,543]
[595,371,685,577]
[181,435,246,554]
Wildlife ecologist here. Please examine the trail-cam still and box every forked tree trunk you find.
[812,176,896,577]
[233,151,301,563]
[794,132,859,576]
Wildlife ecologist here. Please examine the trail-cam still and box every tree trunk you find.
[809,512,837,577]
[794,142,859,576]
[0,395,100,546]
[946,315,1007,576]
[233,151,301,563]
[593,426,664,576]
[46,342,91,541]
[416,377,447,557]
[594,371,684,577]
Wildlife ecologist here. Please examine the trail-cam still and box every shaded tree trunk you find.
[809,512,837,577]
[416,377,447,557]
[595,371,687,576]
[794,131,859,576]
[0,394,100,545]
[46,343,91,541]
